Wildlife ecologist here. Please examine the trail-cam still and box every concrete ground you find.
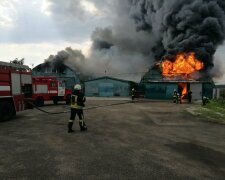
[0,98,225,179]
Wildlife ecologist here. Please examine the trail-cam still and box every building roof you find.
[32,62,75,74]
[141,64,213,83]
[85,76,134,83]
[216,85,225,88]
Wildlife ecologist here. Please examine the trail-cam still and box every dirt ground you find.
[0,98,225,179]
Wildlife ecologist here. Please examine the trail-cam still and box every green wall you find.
[143,82,213,100]
[85,77,130,97]
[202,83,214,99]
[144,83,177,99]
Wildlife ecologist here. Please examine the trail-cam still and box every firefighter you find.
[176,93,182,104]
[173,89,177,103]
[68,84,87,133]
[187,90,192,103]
[131,88,136,101]
[202,96,209,106]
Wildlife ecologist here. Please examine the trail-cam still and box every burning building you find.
[128,0,225,100]
[32,62,80,90]
[141,52,214,100]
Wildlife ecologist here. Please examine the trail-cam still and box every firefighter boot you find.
[68,122,75,133]
[79,120,87,131]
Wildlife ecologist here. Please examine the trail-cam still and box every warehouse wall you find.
[85,78,130,97]
[144,82,177,99]
[143,82,213,100]
[202,83,214,99]
[32,64,80,90]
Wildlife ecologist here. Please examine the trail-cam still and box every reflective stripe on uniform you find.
[79,120,84,126]
[69,120,73,122]
[70,95,83,109]
[79,113,85,126]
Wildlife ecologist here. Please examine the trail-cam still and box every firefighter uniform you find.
[68,84,87,133]
[202,96,209,106]
[176,93,182,104]
[188,90,192,103]
[173,90,177,103]
[131,88,136,101]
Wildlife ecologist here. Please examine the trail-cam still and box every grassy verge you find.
[186,100,225,124]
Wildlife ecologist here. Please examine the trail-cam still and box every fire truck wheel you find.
[0,101,15,121]
[53,98,58,105]
[34,97,44,107]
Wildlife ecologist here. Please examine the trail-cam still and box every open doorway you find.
[178,83,190,99]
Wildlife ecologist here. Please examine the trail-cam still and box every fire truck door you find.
[58,81,65,96]
[11,73,21,95]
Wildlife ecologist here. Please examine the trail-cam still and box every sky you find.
[0,0,108,66]
[0,0,225,84]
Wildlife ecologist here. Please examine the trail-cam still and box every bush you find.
[220,90,225,103]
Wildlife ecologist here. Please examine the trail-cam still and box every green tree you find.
[10,58,24,65]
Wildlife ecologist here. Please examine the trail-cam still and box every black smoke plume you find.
[37,47,86,75]
[129,0,225,71]
[39,0,225,81]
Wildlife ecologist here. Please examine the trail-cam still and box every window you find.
[50,82,57,87]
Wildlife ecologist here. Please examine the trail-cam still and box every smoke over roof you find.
[129,0,225,71]
[40,0,225,81]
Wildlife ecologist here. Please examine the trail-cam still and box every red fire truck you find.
[32,76,72,107]
[0,61,32,121]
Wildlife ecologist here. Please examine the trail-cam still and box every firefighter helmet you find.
[74,84,82,90]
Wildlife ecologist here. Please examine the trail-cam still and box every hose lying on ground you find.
[27,100,136,115]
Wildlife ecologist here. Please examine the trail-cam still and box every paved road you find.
[0,99,225,179]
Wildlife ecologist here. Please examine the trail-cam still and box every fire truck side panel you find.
[0,71,10,81]
[58,81,65,96]
[34,84,48,94]
[21,74,32,84]
[32,76,72,105]
[0,62,32,120]
[0,82,11,96]
[0,70,11,96]
[11,73,21,95]
[48,80,58,98]
[13,94,26,112]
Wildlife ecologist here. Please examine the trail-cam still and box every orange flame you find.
[162,52,204,77]
[179,83,187,98]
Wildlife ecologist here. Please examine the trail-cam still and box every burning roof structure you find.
[32,61,80,90]
[32,47,94,89]
[141,52,214,100]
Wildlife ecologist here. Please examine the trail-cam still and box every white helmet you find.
[74,84,81,90]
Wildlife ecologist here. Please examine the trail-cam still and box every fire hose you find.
[27,100,136,115]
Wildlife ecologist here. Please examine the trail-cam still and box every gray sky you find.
[0,0,110,65]
[0,0,225,84]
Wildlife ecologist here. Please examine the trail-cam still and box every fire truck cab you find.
[0,61,32,121]
[32,76,72,106]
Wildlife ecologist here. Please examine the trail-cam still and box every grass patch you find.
[186,100,225,124]
[204,100,225,111]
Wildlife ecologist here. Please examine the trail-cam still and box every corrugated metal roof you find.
[85,76,133,83]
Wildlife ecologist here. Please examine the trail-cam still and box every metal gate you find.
[190,83,202,100]
[99,83,114,97]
